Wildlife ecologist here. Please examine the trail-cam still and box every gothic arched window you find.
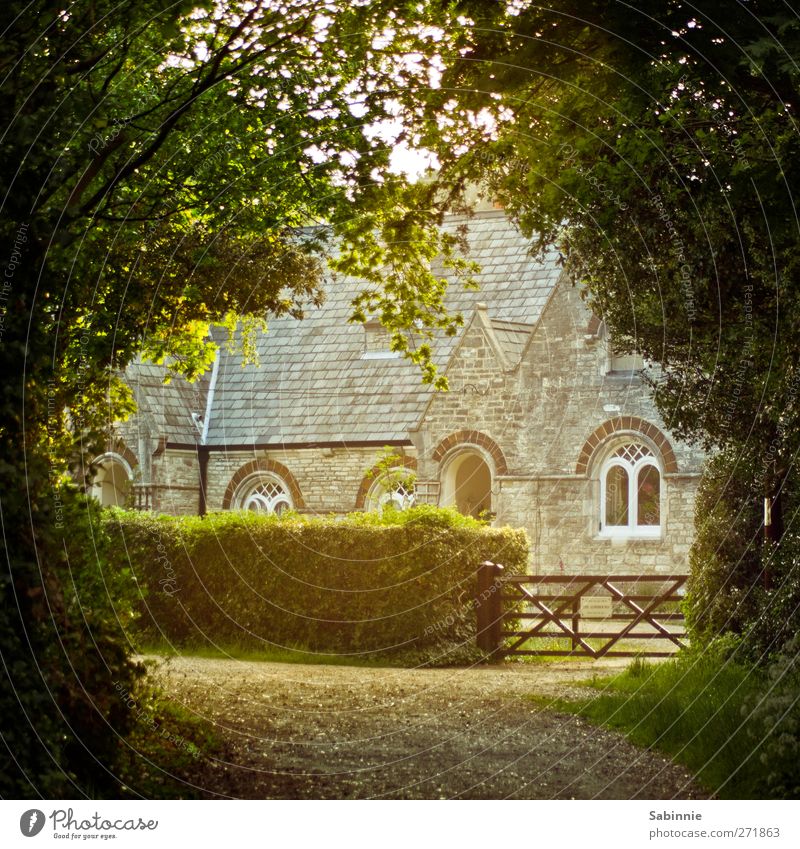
[366,471,415,512]
[599,442,661,537]
[238,474,293,515]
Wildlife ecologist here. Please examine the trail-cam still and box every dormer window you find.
[361,320,400,360]
[609,347,644,373]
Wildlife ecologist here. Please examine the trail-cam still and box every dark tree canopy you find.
[414,1,800,501]
[0,0,474,796]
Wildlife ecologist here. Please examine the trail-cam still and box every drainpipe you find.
[197,347,219,517]
[198,445,210,517]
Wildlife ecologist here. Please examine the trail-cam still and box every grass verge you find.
[136,638,484,668]
[544,652,773,798]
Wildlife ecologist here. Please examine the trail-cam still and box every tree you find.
[414,0,800,538]
[0,0,473,795]
[383,0,800,652]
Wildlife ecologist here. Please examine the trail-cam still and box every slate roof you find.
[489,318,536,368]
[122,357,208,444]
[127,210,563,446]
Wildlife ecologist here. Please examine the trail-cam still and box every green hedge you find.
[687,449,800,661]
[104,507,528,662]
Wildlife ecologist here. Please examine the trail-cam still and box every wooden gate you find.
[476,562,688,659]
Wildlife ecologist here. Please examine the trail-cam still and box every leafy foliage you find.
[744,635,800,799]
[687,450,800,660]
[0,0,478,795]
[418,0,800,501]
[0,487,143,797]
[104,508,528,663]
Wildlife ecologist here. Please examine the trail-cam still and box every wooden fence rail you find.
[476,564,689,659]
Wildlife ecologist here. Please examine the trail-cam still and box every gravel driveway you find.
[154,656,706,800]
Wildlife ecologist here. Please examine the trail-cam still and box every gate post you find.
[572,596,579,653]
[477,560,504,657]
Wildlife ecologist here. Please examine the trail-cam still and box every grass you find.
[543,651,772,798]
[136,637,482,668]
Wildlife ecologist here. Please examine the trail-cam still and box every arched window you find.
[366,471,416,512]
[237,474,293,515]
[599,442,661,537]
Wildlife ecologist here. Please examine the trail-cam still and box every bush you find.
[745,537,800,660]
[686,450,800,661]
[104,507,528,663]
[1,480,145,797]
[745,635,800,798]
[686,449,763,645]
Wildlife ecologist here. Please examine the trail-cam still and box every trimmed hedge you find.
[104,506,528,662]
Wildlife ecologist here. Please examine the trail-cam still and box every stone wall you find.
[411,276,705,574]
[151,448,200,515]
[206,445,415,514]
[496,475,699,575]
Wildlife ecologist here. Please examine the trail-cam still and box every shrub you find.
[745,537,800,660]
[686,450,800,661]
[686,449,763,645]
[1,481,144,797]
[104,507,528,663]
[745,635,800,798]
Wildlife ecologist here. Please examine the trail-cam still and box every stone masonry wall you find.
[151,448,201,516]
[205,445,415,514]
[412,276,705,574]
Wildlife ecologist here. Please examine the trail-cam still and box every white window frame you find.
[237,473,293,515]
[602,324,645,375]
[361,319,401,360]
[366,470,416,513]
[598,448,662,539]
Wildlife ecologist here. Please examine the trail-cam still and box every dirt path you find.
[154,656,706,800]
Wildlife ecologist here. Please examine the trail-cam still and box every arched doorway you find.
[441,450,493,519]
[90,454,132,507]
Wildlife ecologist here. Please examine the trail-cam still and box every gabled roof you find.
[127,210,563,448]
[489,318,536,368]
[123,357,208,444]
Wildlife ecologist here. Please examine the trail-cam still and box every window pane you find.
[605,465,629,526]
[637,465,660,525]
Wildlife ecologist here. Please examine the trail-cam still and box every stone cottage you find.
[94,208,705,574]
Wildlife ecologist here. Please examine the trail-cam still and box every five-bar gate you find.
[476,563,689,658]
